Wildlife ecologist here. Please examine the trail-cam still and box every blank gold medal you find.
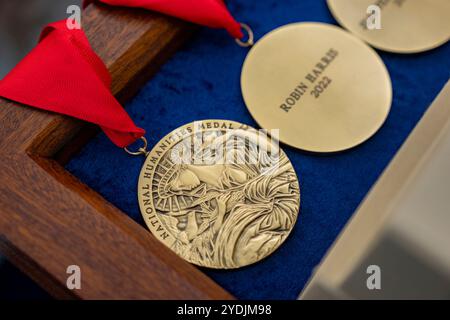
[241,23,392,153]
[327,0,450,53]
[138,120,300,269]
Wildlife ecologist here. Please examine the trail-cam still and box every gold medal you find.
[240,22,392,153]
[327,0,450,53]
[136,120,300,269]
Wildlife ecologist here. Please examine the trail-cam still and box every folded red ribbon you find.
[85,0,244,39]
[0,21,145,148]
[0,1,242,148]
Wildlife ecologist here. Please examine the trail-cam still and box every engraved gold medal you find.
[327,0,450,53]
[240,22,392,153]
[137,120,300,269]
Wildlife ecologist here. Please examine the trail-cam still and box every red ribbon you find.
[85,0,244,39]
[0,21,145,147]
[0,1,242,147]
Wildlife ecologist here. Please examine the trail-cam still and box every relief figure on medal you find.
[147,123,300,268]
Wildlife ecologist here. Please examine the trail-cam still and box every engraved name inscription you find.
[280,48,339,113]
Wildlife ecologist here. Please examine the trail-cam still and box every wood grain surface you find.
[0,2,233,300]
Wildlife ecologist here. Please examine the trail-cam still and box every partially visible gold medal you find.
[137,120,300,269]
[327,0,450,53]
[241,23,392,153]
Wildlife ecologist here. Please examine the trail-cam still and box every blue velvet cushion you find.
[64,0,450,299]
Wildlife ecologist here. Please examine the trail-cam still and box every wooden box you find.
[0,3,232,299]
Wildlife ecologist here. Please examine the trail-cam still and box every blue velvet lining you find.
[65,0,450,299]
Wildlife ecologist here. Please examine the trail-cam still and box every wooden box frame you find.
[0,3,233,299]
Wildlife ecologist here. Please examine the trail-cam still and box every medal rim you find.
[137,119,301,269]
[240,22,393,153]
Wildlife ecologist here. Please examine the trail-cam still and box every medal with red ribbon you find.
[0,0,302,269]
